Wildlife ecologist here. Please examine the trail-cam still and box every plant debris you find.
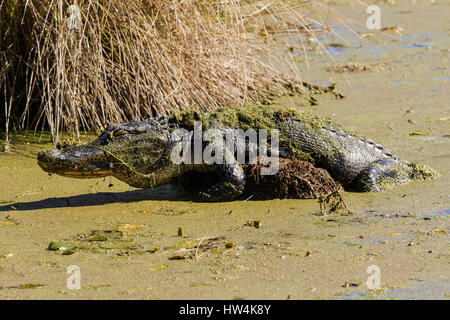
[319,191,351,215]
[169,255,187,261]
[48,242,75,252]
[85,230,124,242]
[325,63,372,73]
[12,283,44,289]
[244,158,342,200]
[245,220,262,229]
[225,242,235,249]
[342,282,361,288]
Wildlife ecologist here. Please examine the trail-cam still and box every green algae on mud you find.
[0,0,449,300]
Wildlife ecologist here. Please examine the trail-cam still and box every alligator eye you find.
[113,129,127,137]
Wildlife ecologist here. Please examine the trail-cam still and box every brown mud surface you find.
[0,1,449,299]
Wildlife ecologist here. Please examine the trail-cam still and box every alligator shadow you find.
[0,185,189,212]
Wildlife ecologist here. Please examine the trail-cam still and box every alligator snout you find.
[37,147,112,178]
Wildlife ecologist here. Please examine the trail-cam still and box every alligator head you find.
[37,117,176,187]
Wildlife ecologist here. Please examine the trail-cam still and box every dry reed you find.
[0,0,333,144]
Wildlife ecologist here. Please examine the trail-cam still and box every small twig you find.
[223,248,236,255]
[244,193,255,201]
[194,237,205,262]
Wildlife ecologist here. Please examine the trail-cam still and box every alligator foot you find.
[354,158,439,192]
[198,163,246,202]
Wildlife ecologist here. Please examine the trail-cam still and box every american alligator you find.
[37,105,438,201]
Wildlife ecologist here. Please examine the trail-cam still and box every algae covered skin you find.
[37,105,439,201]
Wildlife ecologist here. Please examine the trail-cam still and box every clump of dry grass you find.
[0,0,332,144]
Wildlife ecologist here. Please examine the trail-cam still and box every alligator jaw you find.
[37,147,112,178]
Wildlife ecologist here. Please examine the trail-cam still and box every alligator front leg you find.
[199,163,246,202]
[196,131,247,202]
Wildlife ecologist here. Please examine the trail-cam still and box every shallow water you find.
[343,279,450,300]
[0,1,449,299]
